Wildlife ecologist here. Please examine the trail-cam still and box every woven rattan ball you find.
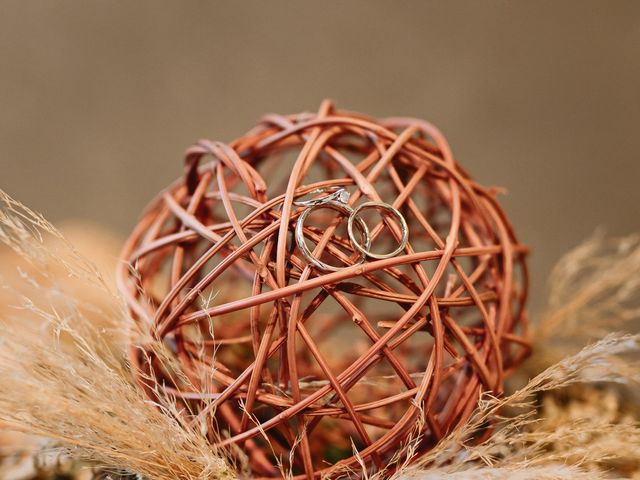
[117,100,529,479]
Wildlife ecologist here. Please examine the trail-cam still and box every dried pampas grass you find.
[532,230,640,366]
[0,190,234,480]
[391,333,640,479]
[0,189,639,479]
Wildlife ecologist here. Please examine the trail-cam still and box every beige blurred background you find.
[1,1,638,314]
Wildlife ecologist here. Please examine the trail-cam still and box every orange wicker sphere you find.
[117,100,529,478]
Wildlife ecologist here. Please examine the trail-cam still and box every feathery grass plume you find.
[395,465,601,479]
[0,190,235,480]
[390,334,640,479]
[389,233,640,480]
[2,187,640,479]
[533,231,640,366]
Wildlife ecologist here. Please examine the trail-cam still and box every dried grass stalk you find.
[0,190,234,480]
[391,334,640,478]
[391,233,640,480]
[1,189,639,479]
[533,231,640,365]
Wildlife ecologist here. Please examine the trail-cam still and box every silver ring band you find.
[295,200,371,272]
[347,202,409,260]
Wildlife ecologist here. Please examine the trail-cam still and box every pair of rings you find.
[293,188,409,272]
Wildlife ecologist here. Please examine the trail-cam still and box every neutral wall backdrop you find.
[1,1,639,313]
